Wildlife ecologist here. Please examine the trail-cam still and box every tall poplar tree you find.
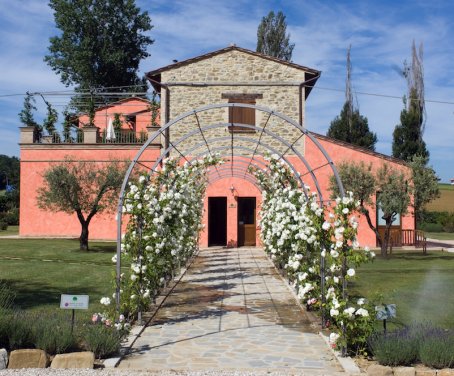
[392,41,429,161]
[45,0,153,111]
[327,46,377,150]
[256,11,294,61]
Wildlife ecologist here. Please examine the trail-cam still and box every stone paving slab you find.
[118,247,345,373]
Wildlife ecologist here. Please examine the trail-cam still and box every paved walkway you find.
[118,247,345,374]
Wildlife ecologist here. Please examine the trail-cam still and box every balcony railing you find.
[99,129,148,144]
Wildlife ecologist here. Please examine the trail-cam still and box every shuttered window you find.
[228,99,256,133]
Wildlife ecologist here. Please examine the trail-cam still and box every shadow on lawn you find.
[0,278,103,310]
[70,243,116,254]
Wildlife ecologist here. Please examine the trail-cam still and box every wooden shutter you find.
[228,99,256,133]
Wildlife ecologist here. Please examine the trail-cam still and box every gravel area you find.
[0,370,339,376]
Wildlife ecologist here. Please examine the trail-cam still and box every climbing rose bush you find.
[101,155,220,325]
[252,154,375,355]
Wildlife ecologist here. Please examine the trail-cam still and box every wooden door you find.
[208,197,227,246]
[238,197,256,246]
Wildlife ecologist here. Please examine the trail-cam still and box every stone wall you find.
[160,49,308,157]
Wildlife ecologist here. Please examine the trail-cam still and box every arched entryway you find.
[114,102,345,309]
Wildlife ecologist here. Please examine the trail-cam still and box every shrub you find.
[0,221,7,231]
[7,312,34,350]
[419,329,454,369]
[441,213,454,233]
[82,324,121,358]
[5,208,19,225]
[31,313,76,354]
[420,222,444,232]
[369,326,421,366]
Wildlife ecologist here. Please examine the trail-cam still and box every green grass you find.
[0,238,118,317]
[352,250,454,329]
[0,225,19,236]
[425,232,454,240]
[439,183,454,191]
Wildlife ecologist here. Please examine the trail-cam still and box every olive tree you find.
[37,158,128,250]
[330,161,410,256]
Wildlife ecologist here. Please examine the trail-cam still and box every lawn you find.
[351,249,454,329]
[425,232,454,240]
[0,238,118,318]
[0,225,19,236]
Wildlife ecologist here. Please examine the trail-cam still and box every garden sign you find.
[60,294,89,333]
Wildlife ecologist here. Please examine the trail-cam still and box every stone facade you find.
[156,48,313,157]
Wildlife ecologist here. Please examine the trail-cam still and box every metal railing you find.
[35,130,84,144]
[99,129,148,144]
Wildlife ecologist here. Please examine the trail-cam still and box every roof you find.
[145,45,321,97]
[310,132,409,167]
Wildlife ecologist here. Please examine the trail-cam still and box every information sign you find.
[60,294,89,310]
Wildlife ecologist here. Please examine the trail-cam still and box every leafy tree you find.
[0,155,20,190]
[328,46,377,150]
[37,158,128,251]
[45,0,153,110]
[392,41,429,161]
[256,11,294,61]
[18,93,40,129]
[330,161,410,256]
[43,100,59,136]
[409,155,440,225]
[327,102,377,150]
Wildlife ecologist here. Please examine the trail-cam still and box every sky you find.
[0,0,453,182]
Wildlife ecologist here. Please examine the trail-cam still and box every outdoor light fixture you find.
[229,185,235,193]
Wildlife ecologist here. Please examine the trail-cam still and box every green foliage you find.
[330,161,410,256]
[393,91,429,161]
[43,100,59,135]
[409,155,440,224]
[256,11,294,61]
[327,102,377,150]
[369,326,421,366]
[0,221,7,231]
[37,158,128,250]
[419,331,454,369]
[82,324,121,359]
[45,0,153,111]
[112,113,122,131]
[31,313,76,354]
[0,155,20,190]
[419,222,444,232]
[18,93,40,129]
[329,161,376,207]
[370,324,454,369]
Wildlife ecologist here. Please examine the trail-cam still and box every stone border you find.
[103,248,201,368]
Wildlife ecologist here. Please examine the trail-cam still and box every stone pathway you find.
[118,247,345,374]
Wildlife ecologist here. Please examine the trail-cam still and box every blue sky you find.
[1,0,453,182]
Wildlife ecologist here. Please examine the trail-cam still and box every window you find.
[222,93,262,133]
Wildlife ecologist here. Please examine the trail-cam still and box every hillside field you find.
[425,184,454,212]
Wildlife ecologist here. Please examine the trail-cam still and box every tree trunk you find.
[382,224,390,257]
[79,221,89,251]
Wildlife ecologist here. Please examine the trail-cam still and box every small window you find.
[222,93,262,134]
[228,99,256,133]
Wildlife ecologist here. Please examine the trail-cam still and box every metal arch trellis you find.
[115,102,345,330]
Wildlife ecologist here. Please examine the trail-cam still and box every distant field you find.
[425,184,454,212]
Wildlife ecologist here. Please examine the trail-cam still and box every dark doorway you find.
[238,197,256,246]
[208,197,227,246]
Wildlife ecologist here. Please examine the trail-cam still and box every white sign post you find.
[60,294,89,333]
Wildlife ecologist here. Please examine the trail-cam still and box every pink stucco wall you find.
[78,98,156,132]
[19,133,414,247]
[304,134,414,247]
[200,177,262,248]
[19,147,160,239]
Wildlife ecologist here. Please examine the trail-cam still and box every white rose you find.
[347,268,355,277]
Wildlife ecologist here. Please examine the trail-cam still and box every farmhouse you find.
[19,46,414,247]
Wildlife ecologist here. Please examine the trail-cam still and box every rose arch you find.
[110,103,375,354]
